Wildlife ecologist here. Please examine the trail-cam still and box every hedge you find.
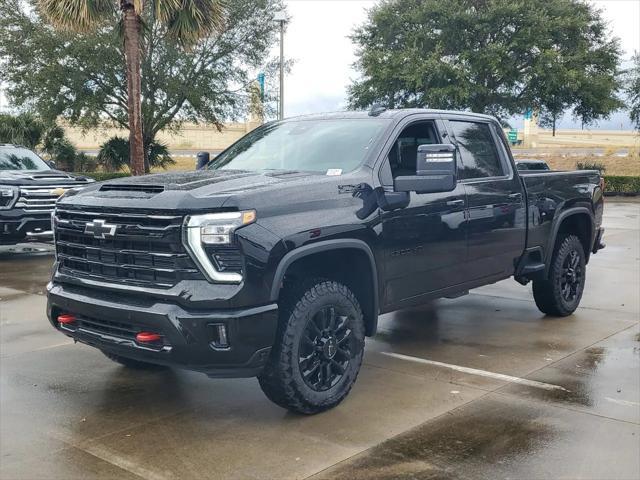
[76,172,640,195]
[603,176,640,195]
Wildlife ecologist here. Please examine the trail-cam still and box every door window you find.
[387,121,439,178]
[448,121,504,179]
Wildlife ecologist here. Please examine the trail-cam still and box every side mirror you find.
[46,160,57,169]
[394,144,457,194]
[196,151,210,170]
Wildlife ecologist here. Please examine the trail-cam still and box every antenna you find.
[368,104,387,117]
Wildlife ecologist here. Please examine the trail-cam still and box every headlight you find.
[0,185,18,210]
[183,210,256,283]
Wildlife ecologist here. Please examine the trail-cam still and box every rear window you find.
[448,121,504,179]
[0,146,50,171]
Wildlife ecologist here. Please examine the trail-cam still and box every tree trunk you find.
[552,113,557,137]
[122,3,145,176]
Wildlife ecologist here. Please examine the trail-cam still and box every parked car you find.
[46,109,605,414]
[0,144,93,245]
[516,159,551,171]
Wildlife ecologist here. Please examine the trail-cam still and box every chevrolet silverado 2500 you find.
[46,109,605,413]
[1,144,93,244]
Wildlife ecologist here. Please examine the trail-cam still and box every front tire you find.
[258,279,365,414]
[533,234,586,316]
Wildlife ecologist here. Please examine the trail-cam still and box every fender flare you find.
[269,239,380,336]
[545,206,594,272]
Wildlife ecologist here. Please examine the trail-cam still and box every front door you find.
[379,118,468,307]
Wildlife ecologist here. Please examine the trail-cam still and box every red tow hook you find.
[136,332,163,343]
[57,314,77,325]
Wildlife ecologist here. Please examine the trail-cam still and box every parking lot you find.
[0,201,638,480]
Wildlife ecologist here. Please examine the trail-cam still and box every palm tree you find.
[38,0,223,175]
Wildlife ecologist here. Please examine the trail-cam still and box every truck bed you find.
[520,169,603,253]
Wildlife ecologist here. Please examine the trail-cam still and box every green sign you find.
[508,129,518,143]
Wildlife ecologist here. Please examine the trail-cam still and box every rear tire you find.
[258,279,365,414]
[102,351,167,370]
[533,234,586,316]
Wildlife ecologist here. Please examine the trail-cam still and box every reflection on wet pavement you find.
[311,392,639,480]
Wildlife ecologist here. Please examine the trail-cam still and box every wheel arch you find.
[545,207,594,274]
[269,239,380,336]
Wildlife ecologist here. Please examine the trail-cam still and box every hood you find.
[0,169,94,186]
[58,169,337,212]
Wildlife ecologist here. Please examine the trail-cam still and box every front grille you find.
[16,185,74,212]
[54,207,204,288]
[77,315,140,340]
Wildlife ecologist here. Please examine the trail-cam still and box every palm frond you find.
[155,0,225,46]
[38,0,113,32]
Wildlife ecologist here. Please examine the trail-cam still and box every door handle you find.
[508,192,522,201]
[446,199,465,207]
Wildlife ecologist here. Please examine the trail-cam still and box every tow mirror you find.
[394,144,457,194]
[196,151,210,170]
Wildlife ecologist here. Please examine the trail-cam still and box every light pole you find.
[274,11,286,120]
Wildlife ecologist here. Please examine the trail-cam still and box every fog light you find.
[209,324,229,349]
[57,314,76,325]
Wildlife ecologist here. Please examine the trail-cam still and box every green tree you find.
[349,0,621,125]
[0,0,281,172]
[34,0,223,176]
[0,113,86,169]
[97,135,174,172]
[0,113,45,149]
[625,53,640,130]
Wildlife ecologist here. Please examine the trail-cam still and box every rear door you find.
[444,117,526,280]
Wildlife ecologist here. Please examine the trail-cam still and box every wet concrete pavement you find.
[1,202,638,480]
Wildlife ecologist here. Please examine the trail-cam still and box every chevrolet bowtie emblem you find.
[50,187,67,197]
[84,219,117,239]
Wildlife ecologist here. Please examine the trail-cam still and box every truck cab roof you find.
[281,109,497,122]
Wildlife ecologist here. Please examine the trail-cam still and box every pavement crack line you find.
[380,352,569,391]
[604,397,640,407]
[59,441,168,480]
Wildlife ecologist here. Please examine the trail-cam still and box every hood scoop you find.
[27,172,72,180]
[100,184,165,194]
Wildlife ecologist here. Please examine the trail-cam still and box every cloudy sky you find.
[277,0,640,128]
[1,0,638,128]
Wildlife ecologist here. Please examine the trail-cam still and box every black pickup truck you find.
[1,144,94,244]
[46,109,605,414]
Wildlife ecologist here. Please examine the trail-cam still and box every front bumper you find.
[1,210,53,244]
[47,282,278,377]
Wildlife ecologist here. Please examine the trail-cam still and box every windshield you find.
[209,118,390,174]
[0,146,50,171]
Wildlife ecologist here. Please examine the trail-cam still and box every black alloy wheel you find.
[560,249,583,303]
[299,306,354,392]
